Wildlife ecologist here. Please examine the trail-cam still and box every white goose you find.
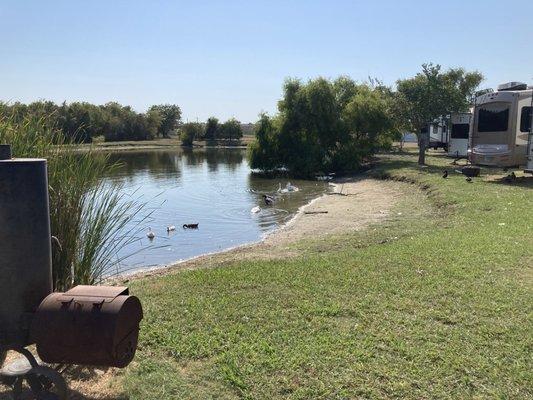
[286,182,299,192]
[167,225,176,232]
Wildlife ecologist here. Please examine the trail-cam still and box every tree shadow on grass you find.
[485,175,533,189]
[0,365,127,400]
[0,386,127,400]
[373,157,451,177]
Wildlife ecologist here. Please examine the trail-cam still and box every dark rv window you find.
[520,106,532,132]
[478,104,509,132]
[451,123,469,139]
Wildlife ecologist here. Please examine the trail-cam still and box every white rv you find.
[421,118,448,151]
[447,113,472,158]
[470,82,532,170]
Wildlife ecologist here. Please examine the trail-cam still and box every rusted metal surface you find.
[31,285,143,368]
[0,158,53,347]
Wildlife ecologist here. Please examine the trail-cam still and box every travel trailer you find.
[447,112,472,158]
[421,118,448,151]
[470,82,532,170]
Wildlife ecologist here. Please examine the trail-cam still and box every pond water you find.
[102,148,330,274]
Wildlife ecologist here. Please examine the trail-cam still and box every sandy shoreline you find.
[119,177,402,282]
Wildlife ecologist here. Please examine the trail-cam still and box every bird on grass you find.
[504,171,517,183]
[442,170,448,179]
[146,227,155,239]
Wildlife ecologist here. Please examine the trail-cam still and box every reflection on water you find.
[102,148,329,274]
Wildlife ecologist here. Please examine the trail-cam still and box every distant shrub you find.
[180,122,204,146]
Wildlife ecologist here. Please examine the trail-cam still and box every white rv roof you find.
[476,89,533,105]
[497,81,527,91]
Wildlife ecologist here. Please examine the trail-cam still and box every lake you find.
[102,148,330,274]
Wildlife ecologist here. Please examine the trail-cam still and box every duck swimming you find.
[286,182,299,192]
[278,182,299,193]
[263,194,275,205]
[167,225,176,232]
[146,227,155,239]
[183,223,199,229]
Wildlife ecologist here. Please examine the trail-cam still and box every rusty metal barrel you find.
[0,146,53,347]
[31,285,143,368]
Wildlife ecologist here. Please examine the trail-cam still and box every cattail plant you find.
[0,110,146,290]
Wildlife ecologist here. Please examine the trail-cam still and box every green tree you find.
[0,100,182,143]
[146,108,163,140]
[396,63,483,164]
[204,116,219,140]
[248,113,280,171]
[220,118,243,141]
[249,77,397,177]
[149,104,181,138]
[180,122,204,146]
[334,85,397,171]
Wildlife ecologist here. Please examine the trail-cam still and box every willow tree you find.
[249,77,398,177]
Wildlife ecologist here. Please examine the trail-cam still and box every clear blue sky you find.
[1,0,532,122]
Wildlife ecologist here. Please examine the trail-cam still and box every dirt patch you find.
[265,179,399,246]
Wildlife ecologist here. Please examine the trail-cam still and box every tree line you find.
[0,101,181,143]
[180,117,244,146]
[249,63,484,176]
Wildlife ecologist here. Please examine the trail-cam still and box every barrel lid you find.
[57,285,129,303]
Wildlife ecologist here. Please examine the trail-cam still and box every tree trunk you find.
[418,131,429,165]
[418,143,426,165]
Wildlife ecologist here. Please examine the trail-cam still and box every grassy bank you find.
[73,136,254,152]
[118,150,531,399]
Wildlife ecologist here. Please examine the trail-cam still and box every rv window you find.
[478,104,509,132]
[520,106,532,132]
[451,123,469,139]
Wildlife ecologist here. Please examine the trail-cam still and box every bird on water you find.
[183,223,199,229]
[146,227,155,239]
[263,194,275,205]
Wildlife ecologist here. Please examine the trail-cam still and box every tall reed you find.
[0,111,145,290]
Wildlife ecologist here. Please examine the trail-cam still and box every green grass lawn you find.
[122,151,532,399]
